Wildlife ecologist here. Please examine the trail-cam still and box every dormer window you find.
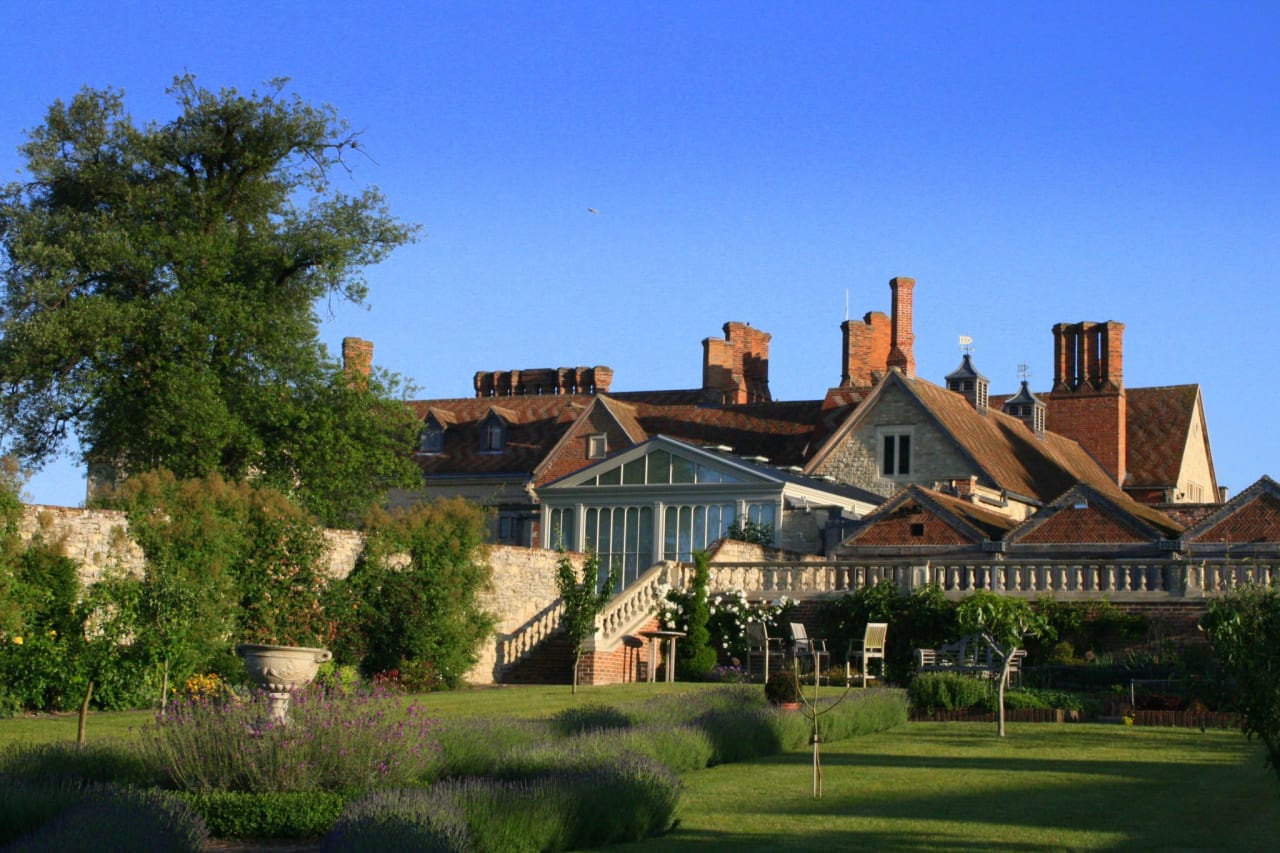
[480,414,506,452]
[587,433,607,459]
[418,414,446,454]
[419,424,444,453]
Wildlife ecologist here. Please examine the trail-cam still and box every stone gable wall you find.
[814,387,972,497]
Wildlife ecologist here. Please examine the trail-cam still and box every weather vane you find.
[1017,362,1032,382]
[958,335,974,355]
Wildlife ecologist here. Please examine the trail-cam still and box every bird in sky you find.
[586,207,599,214]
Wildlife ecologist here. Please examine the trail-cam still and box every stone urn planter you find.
[235,643,333,723]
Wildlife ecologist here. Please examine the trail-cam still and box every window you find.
[497,515,518,543]
[587,433,607,459]
[661,504,735,562]
[584,506,654,590]
[881,432,911,476]
[481,415,505,452]
[418,424,444,453]
[910,522,925,537]
[547,507,575,550]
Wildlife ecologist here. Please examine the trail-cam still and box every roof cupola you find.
[945,353,989,413]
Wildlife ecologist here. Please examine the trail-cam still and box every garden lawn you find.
[613,722,1280,851]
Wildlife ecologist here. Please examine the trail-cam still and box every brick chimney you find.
[886,276,916,376]
[472,366,613,397]
[342,337,373,388]
[1046,320,1127,484]
[703,322,771,404]
[840,312,891,389]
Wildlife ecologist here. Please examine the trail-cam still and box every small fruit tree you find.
[556,551,618,693]
[956,591,1049,737]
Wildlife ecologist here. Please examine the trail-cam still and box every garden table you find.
[641,629,686,683]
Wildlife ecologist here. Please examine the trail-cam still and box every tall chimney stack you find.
[342,337,374,388]
[886,276,916,376]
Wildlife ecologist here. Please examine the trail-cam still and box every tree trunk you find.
[572,648,580,694]
[77,680,94,748]
[996,651,1015,738]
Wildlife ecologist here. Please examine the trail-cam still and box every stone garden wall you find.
[16,504,564,685]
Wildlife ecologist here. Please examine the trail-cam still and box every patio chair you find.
[745,621,786,683]
[790,622,829,683]
[845,622,888,687]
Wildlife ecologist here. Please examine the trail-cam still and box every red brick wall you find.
[578,616,662,685]
[1192,493,1280,543]
[1020,506,1147,544]
[1046,390,1127,484]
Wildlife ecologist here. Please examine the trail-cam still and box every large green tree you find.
[1201,584,1280,782]
[0,76,420,525]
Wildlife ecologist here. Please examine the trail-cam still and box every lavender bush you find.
[325,755,679,853]
[141,686,439,793]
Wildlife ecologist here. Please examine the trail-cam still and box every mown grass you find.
[613,722,1280,851]
[6,687,1279,851]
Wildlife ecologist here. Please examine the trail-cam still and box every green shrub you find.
[909,672,994,712]
[1003,687,1089,713]
[821,581,958,684]
[337,499,494,688]
[764,668,802,705]
[182,790,345,839]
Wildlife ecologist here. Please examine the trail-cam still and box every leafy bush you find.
[764,668,802,705]
[821,581,958,684]
[1002,687,1090,713]
[335,499,494,688]
[659,587,795,667]
[1025,598,1147,665]
[182,790,345,839]
[908,672,994,712]
[140,686,439,793]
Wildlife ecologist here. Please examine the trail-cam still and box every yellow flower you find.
[12,636,22,645]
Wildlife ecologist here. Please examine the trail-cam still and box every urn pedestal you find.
[235,643,333,723]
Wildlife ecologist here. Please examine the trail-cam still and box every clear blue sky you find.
[3,1,1276,506]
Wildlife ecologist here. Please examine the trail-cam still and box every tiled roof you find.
[408,392,842,480]
[905,376,1125,503]
[408,395,594,476]
[1185,477,1280,544]
[1126,385,1200,488]
[844,485,1016,548]
[1006,483,1183,545]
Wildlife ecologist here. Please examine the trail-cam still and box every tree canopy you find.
[0,76,420,525]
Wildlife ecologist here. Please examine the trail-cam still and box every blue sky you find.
[3,1,1277,506]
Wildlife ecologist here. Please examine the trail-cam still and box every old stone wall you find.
[15,505,565,686]
[466,545,568,684]
[18,504,145,584]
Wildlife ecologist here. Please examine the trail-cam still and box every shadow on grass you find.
[616,724,1280,851]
